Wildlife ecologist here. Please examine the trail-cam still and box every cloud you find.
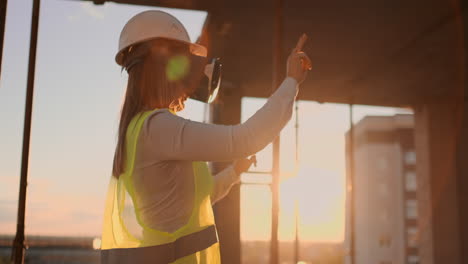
[80,2,105,20]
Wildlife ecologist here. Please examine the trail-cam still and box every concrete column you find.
[414,102,464,264]
[458,3,468,263]
[456,97,468,264]
[210,86,242,264]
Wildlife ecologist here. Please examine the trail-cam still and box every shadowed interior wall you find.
[414,104,463,264]
[210,85,242,264]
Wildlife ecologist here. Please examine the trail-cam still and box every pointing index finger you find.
[295,33,308,52]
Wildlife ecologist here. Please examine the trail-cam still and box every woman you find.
[100,10,311,264]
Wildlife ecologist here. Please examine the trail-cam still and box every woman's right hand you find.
[287,35,312,84]
[233,155,256,175]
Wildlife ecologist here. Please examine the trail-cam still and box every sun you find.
[279,166,345,242]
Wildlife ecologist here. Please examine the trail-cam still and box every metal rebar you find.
[293,101,300,264]
[295,101,299,169]
[0,0,8,81]
[246,170,273,175]
[348,104,356,264]
[294,199,300,264]
[11,0,41,263]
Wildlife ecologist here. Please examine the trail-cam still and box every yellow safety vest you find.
[101,110,221,264]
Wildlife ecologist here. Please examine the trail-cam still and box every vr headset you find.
[191,58,222,103]
[124,45,222,104]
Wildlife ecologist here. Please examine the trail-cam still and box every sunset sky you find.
[0,0,411,242]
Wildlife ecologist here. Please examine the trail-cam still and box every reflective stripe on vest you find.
[100,110,221,264]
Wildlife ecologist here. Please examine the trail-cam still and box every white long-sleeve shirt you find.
[132,77,298,233]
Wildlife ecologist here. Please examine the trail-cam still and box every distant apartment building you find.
[344,115,419,264]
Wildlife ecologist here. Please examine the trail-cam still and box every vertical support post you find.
[271,0,283,263]
[211,88,242,264]
[414,103,462,264]
[457,100,468,263]
[348,104,356,264]
[0,0,7,81]
[458,3,468,262]
[456,91,468,264]
[11,0,40,263]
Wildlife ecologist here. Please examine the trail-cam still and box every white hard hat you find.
[115,10,207,65]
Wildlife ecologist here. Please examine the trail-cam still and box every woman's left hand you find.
[234,156,257,175]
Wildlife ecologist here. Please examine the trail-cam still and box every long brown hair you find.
[112,38,202,177]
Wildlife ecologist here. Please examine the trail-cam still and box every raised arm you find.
[140,77,298,162]
[140,34,312,161]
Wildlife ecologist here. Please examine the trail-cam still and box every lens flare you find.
[166,55,190,81]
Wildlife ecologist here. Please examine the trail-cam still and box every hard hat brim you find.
[115,37,207,66]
